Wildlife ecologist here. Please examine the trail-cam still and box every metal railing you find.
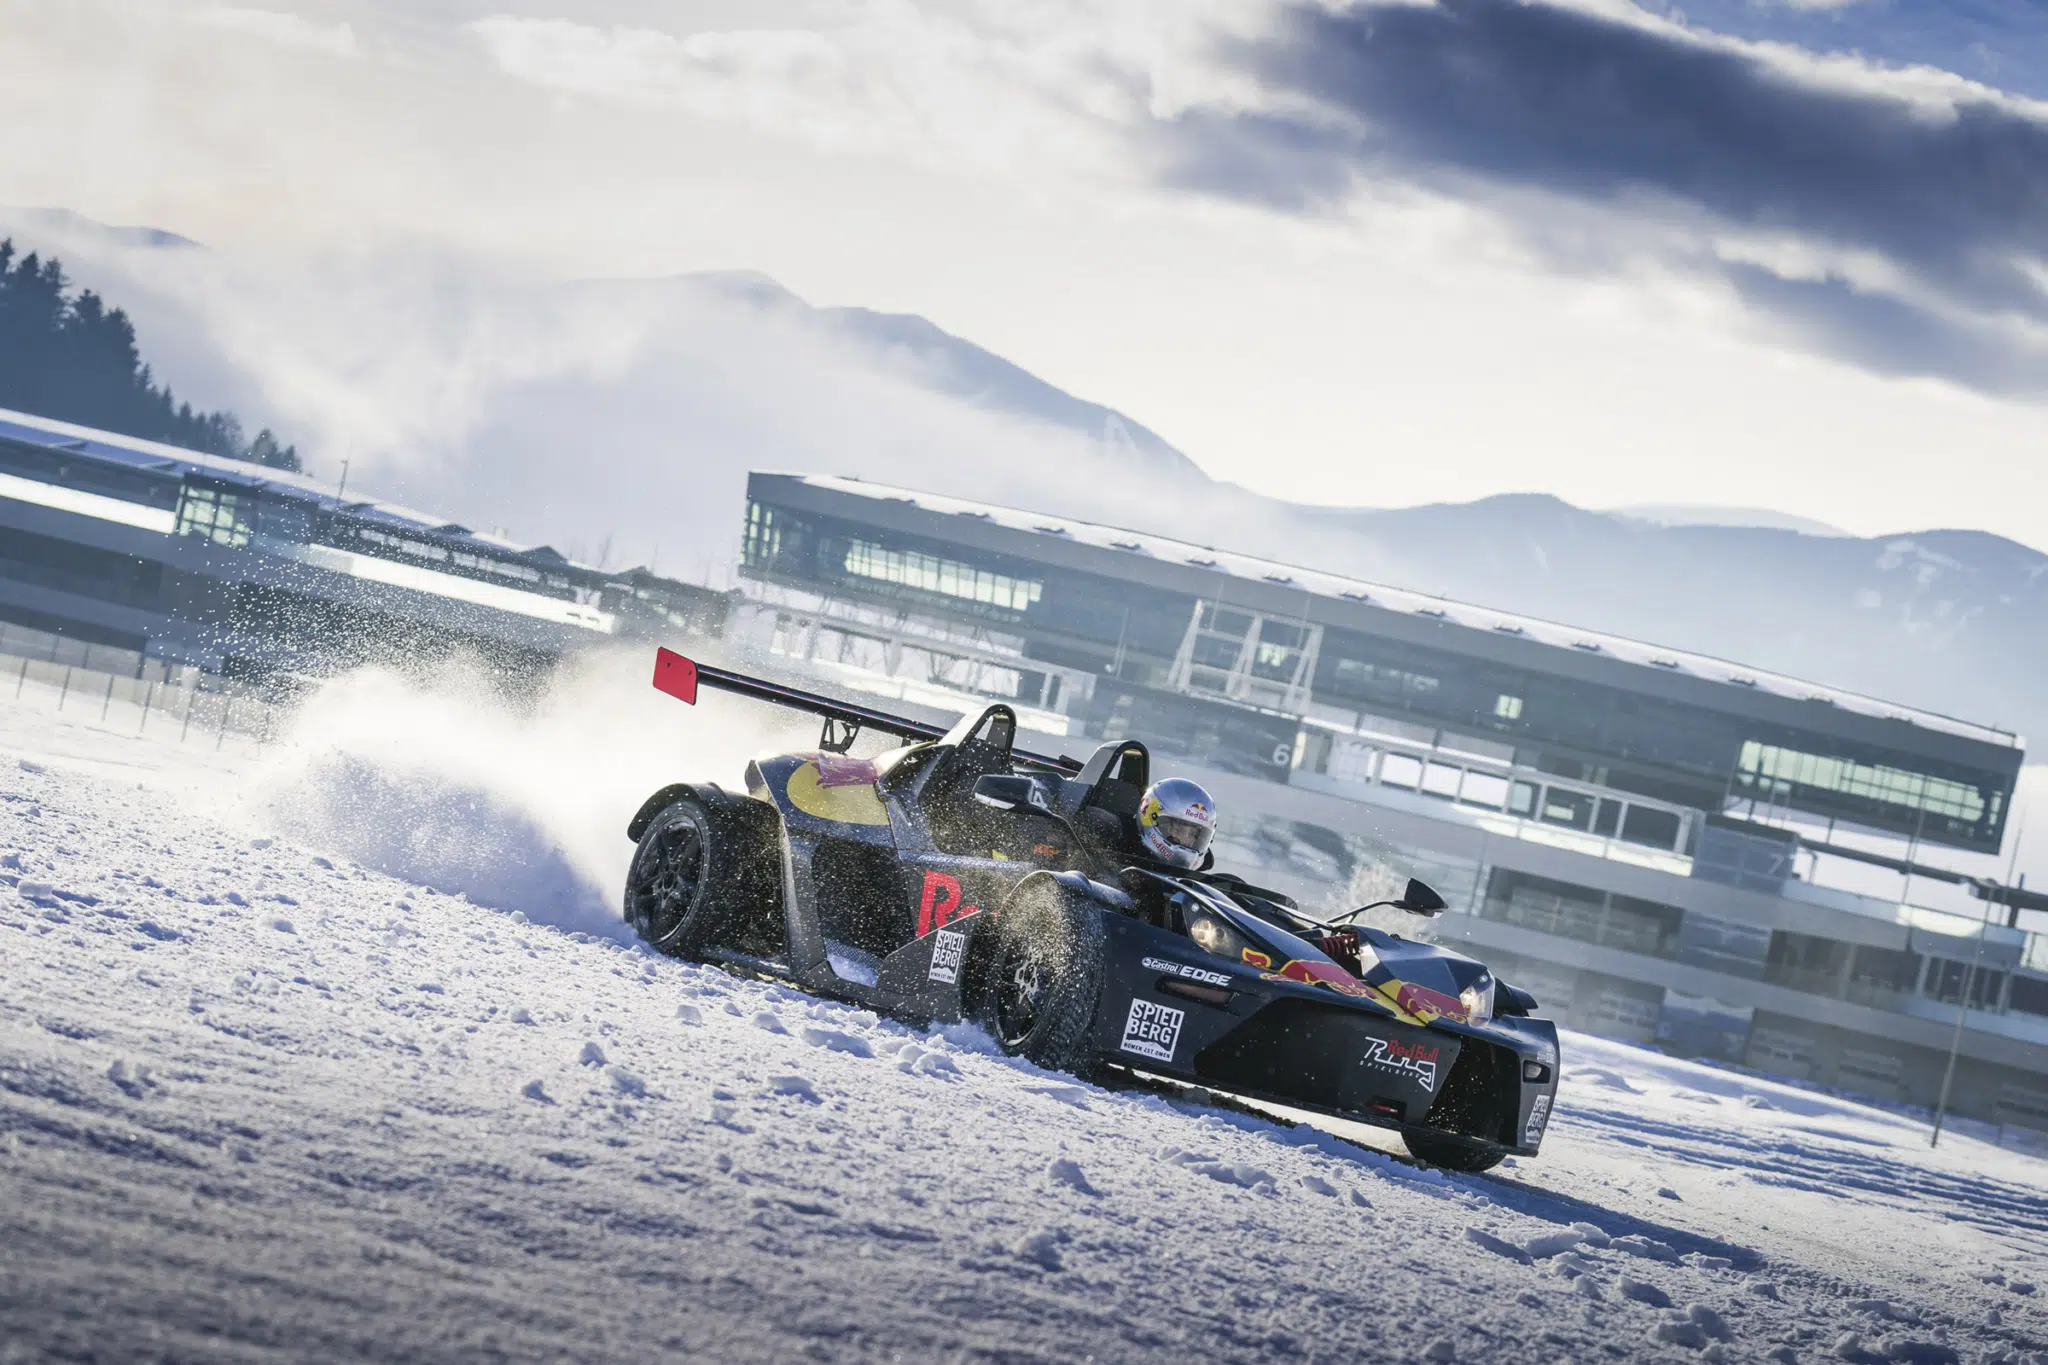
[3,647,285,750]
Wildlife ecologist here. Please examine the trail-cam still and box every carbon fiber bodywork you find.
[1088,907,1561,1156]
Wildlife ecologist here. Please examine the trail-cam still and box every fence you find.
[3,644,288,751]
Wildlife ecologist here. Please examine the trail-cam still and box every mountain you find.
[0,206,201,252]
[688,271,1198,479]
[1614,504,1849,538]
[1285,494,2048,742]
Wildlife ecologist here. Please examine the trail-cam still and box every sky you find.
[1,0,2047,543]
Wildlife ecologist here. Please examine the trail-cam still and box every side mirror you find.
[973,773,1050,813]
[1396,878,1447,916]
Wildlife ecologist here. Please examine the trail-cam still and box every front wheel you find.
[624,791,780,958]
[970,875,1106,1077]
[1401,1129,1506,1173]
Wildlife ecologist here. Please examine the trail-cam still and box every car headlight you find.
[1459,976,1495,1024]
[1186,909,1251,963]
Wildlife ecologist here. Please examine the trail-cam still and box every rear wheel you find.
[1400,1129,1506,1173]
[972,875,1105,1077]
[624,792,781,958]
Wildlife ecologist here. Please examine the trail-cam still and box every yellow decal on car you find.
[784,760,891,827]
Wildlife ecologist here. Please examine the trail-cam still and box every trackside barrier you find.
[2,647,287,750]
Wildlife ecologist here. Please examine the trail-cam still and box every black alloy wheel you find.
[971,874,1105,1077]
[994,940,1052,1050]
[623,792,782,959]
[630,807,707,947]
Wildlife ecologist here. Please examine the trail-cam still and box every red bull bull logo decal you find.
[1362,1036,1441,1092]
[1250,955,1468,1026]
[812,755,881,789]
[1391,981,1470,1025]
[1260,960,1374,999]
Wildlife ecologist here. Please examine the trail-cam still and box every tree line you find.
[0,238,300,472]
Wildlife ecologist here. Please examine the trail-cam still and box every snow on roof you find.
[0,407,587,571]
[791,473,2019,750]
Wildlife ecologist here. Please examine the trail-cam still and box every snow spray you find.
[247,646,812,940]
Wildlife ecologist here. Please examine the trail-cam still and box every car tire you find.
[1400,1129,1506,1173]
[972,874,1105,1077]
[624,790,781,958]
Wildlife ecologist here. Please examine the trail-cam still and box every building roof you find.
[766,472,2021,753]
[0,406,581,570]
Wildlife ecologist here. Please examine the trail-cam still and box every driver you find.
[1133,777,1217,870]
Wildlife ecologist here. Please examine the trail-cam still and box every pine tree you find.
[245,428,302,473]
[0,237,297,470]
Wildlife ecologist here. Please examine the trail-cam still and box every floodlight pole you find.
[1929,872,2016,1149]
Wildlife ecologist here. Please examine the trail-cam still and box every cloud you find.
[189,5,359,58]
[468,20,846,114]
[1158,0,2048,396]
[465,5,1244,178]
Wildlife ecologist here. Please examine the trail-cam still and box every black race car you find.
[625,649,1561,1172]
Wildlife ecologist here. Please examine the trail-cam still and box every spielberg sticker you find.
[927,929,966,985]
[1120,998,1185,1063]
[1362,1036,1441,1092]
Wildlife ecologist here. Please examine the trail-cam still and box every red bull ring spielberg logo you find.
[1362,1037,1440,1092]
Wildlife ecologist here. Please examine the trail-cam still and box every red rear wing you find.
[653,647,699,705]
[647,646,1082,774]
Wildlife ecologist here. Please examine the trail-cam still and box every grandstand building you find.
[0,407,728,680]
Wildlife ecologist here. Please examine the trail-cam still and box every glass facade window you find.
[175,485,251,548]
[1620,805,1681,850]
[1460,771,1510,808]
[743,501,783,569]
[1850,944,1921,992]
[1737,741,1987,825]
[1592,797,1623,837]
[1186,603,1253,689]
[1539,789,1597,830]
[1251,620,1312,683]
[363,528,449,562]
[1420,761,1462,798]
[1925,958,2006,1009]
[841,539,1043,614]
[1494,694,1524,720]
[1380,753,1422,789]
[1332,657,1439,699]
[1172,603,1321,710]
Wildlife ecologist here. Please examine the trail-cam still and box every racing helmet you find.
[1137,778,1216,870]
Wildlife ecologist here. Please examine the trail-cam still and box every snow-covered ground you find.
[3,656,2046,1365]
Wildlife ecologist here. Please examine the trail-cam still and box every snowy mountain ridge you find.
[1280,494,2048,743]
